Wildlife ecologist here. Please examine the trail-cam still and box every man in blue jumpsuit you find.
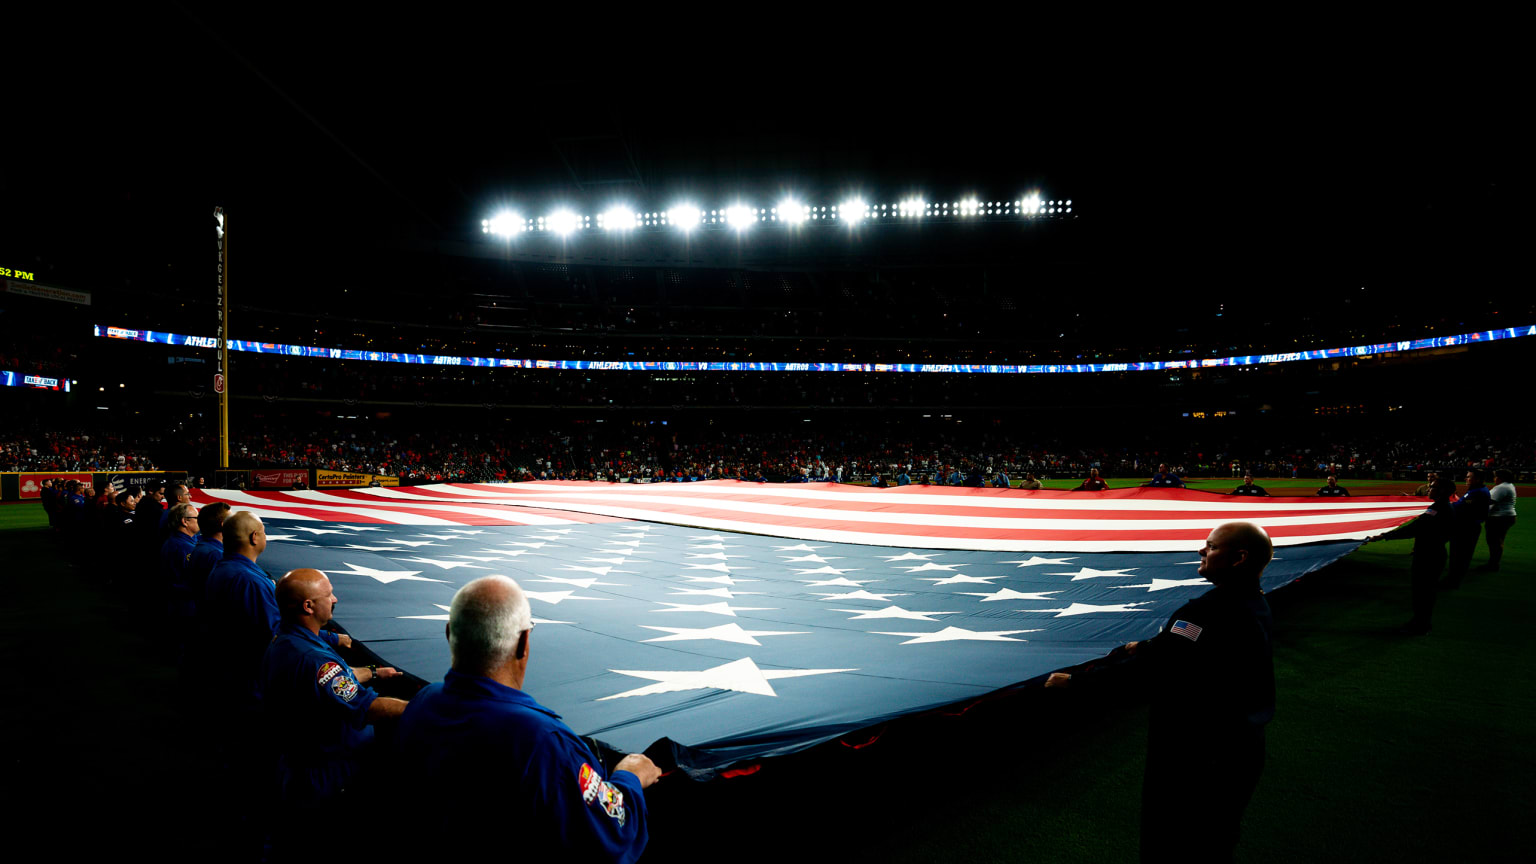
[1445,469,1491,588]
[203,511,352,707]
[183,502,231,619]
[1048,521,1275,863]
[160,503,199,629]
[1148,463,1186,488]
[395,576,660,861]
[259,569,406,812]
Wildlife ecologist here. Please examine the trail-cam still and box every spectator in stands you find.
[1316,476,1350,497]
[1484,468,1517,571]
[1445,470,1491,587]
[394,576,659,859]
[1046,522,1275,862]
[259,569,405,825]
[1231,474,1270,496]
[1147,463,1186,488]
[1019,472,1044,490]
[1075,468,1109,491]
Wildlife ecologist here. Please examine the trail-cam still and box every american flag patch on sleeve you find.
[1170,620,1203,641]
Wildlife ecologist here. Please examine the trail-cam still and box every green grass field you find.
[3,489,1531,862]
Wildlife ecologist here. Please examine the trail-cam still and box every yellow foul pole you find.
[215,207,229,468]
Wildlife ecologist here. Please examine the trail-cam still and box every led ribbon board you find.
[94,324,1535,374]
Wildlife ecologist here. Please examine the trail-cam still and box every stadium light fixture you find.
[1021,194,1042,215]
[839,198,867,225]
[484,211,524,236]
[669,204,701,232]
[899,197,926,217]
[958,198,980,216]
[548,210,580,236]
[600,207,637,231]
[725,205,755,231]
[777,199,808,224]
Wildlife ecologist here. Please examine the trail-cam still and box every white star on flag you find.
[325,563,447,585]
[1000,556,1078,568]
[781,554,843,563]
[792,566,859,576]
[958,588,1064,602]
[412,533,469,540]
[605,540,652,548]
[1019,602,1150,617]
[1048,567,1141,581]
[383,539,446,548]
[812,590,910,602]
[559,565,633,576]
[390,557,493,571]
[399,603,569,625]
[832,606,960,621]
[650,601,777,617]
[899,562,962,573]
[502,541,548,549]
[917,574,1000,586]
[666,587,761,599]
[773,544,824,552]
[342,544,402,552]
[291,526,352,535]
[682,562,746,573]
[443,529,489,534]
[451,554,520,563]
[685,552,745,560]
[530,576,623,589]
[523,590,609,605]
[599,657,853,700]
[798,577,874,588]
[873,626,1041,645]
[265,535,303,542]
[680,575,756,585]
[1113,578,1211,592]
[529,533,572,541]
[638,623,806,645]
[339,526,387,532]
[581,557,632,565]
[687,543,740,550]
[689,535,731,542]
[879,552,938,562]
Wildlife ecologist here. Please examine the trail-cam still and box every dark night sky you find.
[3,11,1522,313]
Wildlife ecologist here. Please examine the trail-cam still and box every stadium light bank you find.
[481,192,1069,239]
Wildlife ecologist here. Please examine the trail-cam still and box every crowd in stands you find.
[6,415,1530,488]
[0,428,159,471]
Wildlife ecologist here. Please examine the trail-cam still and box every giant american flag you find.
[192,481,1426,770]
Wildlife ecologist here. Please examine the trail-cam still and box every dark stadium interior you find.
[3,15,1531,863]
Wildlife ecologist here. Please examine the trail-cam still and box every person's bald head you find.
[275,569,337,625]
[223,511,267,558]
[1198,521,1273,585]
[448,576,533,677]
